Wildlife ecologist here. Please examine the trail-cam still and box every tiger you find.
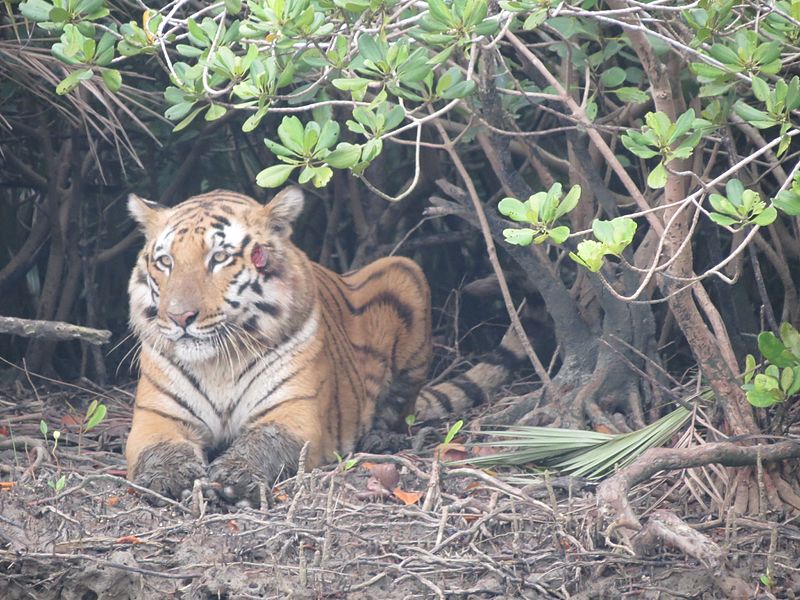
[125,186,526,501]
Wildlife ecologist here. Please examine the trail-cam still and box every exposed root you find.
[598,440,800,542]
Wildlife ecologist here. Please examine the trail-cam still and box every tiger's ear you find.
[264,186,304,235]
[128,193,166,237]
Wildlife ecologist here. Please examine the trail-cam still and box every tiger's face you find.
[128,187,315,365]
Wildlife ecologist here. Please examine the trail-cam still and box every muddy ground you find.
[1,380,799,599]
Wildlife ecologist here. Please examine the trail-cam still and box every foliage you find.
[459,406,692,480]
[743,323,800,409]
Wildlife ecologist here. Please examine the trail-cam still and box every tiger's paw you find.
[207,424,303,504]
[131,441,206,500]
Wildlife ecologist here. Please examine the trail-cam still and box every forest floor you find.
[1,379,799,600]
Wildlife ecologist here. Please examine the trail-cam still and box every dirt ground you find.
[1,379,799,599]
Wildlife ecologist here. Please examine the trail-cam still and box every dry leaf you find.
[365,463,400,490]
[60,414,80,427]
[0,481,15,491]
[0,426,9,437]
[114,535,141,545]
[392,487,423,505]
[227,519,239,532]
[105,496,120,506]
[435,442,468,462]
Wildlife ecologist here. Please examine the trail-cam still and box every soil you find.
[1,380,799,599]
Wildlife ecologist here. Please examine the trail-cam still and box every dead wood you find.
[0,316,111,345]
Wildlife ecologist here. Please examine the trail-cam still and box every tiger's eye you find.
[155,255,173,269]
[212,250,229,264]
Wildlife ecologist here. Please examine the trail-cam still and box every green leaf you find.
[709,43,739,65]
[555,185,581,220]
[734,101,777,128]
[600,66,626,88]
[242,106,269,133]
[709,193,738,217]
[708,212,739,227]
[502,228,535,246]
[444,419,463,445]
[746,388,781,408]
[332,77,371,92]
[205,104,227,121]
[751,205,777,226]
[759,331,797,367]
[647,162,668,189]
[256,164,296,188]
[325,143,361,168]
[316,120,340,151]
[498,197,533,223]
[56,68,93,95]
[613,87,649,103]
[20,0,55,22]
[224,0,242,14]
[165,101,195,121]
[645,111,672,140]
[743,354,757,384]
[311,166,333,187]
[427,0,453,25]
[101,68,122,93]
[40,419,48,437]
[570,239,606,272]
[548,226,570,244]
[172,106,205,132]
[84,403,106,431]
[277,116,305,154]
[751,76,770,102]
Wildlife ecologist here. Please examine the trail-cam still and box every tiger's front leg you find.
[207,400,322,503]
[126,410,206,500]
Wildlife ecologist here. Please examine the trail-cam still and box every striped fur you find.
[125,187,432,498]
[124,187,527,499]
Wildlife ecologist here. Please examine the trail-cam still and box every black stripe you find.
[317,269,415,329]
[236,314,312,403]
[161,354,222,418]
[136,404,197,427]
[449,376,487,407]
[254,301,280,316]
[343,261,427,294]
[235,367,298,423]
[143,373,209,428]
[241,234,252,249]
[246,393,317,425]
[425,388,453,413]
[351,343,389,363]
[144,306,157,321]
[483,345,525,368]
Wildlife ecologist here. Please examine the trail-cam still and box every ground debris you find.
[2,383,798,599]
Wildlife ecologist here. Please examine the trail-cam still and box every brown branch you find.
[0,316,111,345]
[433,121,555,393]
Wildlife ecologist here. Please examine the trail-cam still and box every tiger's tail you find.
[414,325,528,420]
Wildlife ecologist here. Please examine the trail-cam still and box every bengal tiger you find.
[125,186,525,501]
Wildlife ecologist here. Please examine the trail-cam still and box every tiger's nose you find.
[167,310,199,329]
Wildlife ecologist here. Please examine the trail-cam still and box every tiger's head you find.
[128,187,316,365]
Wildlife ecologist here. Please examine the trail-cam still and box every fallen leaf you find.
[392,487,423,505]
[364,463,400,490]
[227,519,239,532]
[105,496,120,506]
[0,481,15,491]
[114,535,141,545]
[60,414,80,427]
[0,426,9,437]
[435,442,468,462]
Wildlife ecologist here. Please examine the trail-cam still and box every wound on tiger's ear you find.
[251,243,269,272]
